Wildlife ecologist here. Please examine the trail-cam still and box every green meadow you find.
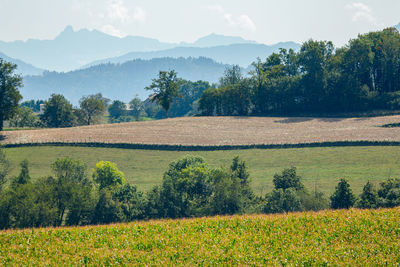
[4,145,400,195]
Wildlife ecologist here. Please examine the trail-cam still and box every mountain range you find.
[84,42,299,68]
[0,26,279,72]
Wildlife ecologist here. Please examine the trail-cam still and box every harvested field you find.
[2,116,400,146]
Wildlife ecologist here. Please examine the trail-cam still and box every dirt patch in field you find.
[2,116,400,146]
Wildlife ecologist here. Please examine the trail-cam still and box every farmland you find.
[2,116,400,146]
[1,208,399,265]
[4,145,400,195]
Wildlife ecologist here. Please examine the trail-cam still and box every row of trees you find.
[199,28,400,116]
[3,69,211,129]
[1,149,399,230]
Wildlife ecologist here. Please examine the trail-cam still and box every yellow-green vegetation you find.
[4,146,400,195]
[0,208,399,265]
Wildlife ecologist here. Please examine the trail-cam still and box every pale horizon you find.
[1,0,399,47]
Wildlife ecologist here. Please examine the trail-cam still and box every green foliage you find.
[108,100,126,120]
[209,168,242,215]
[273,166,304,191]
[146,70,180,118]
[264,188,303,213]
[41,94,76,128]
[357,181,378,209]
[92,161,125,190]
[159,155,212,218]
[8,106,40,128]
[11,159,30,186]
[0,149,10,192]
[219,65,243,86]
[51,158,95,226]
[377,178,400,207]
[79,93,108,125]
[129,95,145,120]
[0,59,23,131]
[200,28,400,116]
[330,179,356,209]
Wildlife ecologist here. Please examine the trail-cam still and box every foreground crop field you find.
[2,116,400,146]
[4,146,400,195]
[1,208,399,265]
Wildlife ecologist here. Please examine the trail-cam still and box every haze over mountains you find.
[0,26,294,72]
[0,52,44,76]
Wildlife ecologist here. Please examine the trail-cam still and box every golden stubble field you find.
[2,116,400,146]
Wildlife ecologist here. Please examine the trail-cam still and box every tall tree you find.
[330,179,356,209]
[0,59,23,131]
[41,94,76,128]
[79,93,107,125]
[146,70,180,118]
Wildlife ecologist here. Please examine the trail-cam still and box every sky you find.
[0,0,399,46]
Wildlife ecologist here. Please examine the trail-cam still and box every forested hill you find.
[22,57,228,103]
[84,42,300,68]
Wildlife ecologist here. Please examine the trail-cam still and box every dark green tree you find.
[12,159,30,186]
[0,59,23,131]
[108,100,126,120]
[330,179,356,209]
[357,181,378,209]
[219,65,243,86]
[377,178,400,207]
[0,149,10,192]
[79,93,107,125]
[41,94,76,128]
[51,158,95,226]
[273,167,304,191]
[264,188,303,214]
[146,70,180,118]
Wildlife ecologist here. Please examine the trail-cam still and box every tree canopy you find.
[0,59,23,131]
[146,70,180,118]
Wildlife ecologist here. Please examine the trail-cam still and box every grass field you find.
[1,208,399,265]
[4,146,400,195]
[2,116,400,146]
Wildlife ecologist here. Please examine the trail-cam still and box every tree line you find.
[199,28,400,116]
[0,149,399,230]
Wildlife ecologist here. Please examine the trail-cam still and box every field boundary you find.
[2,141,400,151]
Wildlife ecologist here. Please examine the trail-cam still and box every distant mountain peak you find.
[395,23,400,31]
[61,25,74,34]
[192,33,256,47]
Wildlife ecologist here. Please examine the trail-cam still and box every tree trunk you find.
[165,110,169,118]
[0,112,3,131]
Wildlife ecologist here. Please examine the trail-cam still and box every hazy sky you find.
[1,0,399,46]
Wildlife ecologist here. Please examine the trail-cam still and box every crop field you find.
[2,116,400,146]
[4,146,400,195]
[1,208,399,265]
